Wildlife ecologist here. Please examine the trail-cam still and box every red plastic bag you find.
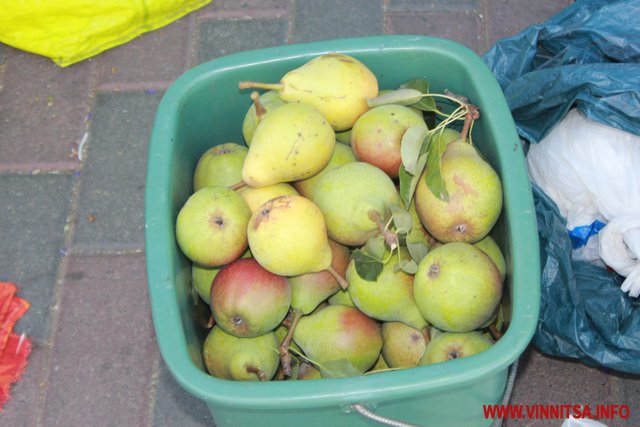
[0,282,32,411]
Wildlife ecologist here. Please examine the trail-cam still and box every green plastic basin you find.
[145,35,540,427]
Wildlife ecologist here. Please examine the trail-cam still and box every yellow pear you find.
[239,53,378,131]
[247,195,333,277]
[242,102,335,187]
[293,143,357,199]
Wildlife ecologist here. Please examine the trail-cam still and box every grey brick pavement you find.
[1,1,637,426]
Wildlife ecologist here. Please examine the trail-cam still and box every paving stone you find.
[291,0,383,43]
[197,18,288,63]
[484,0,573,47]
[0,49,92,172]
[505,346,622,427]
[73,91,163,251]
[152,358,213,427]
[0,42,5,65]
[387,11,483,53]
[201,0,288,12]
[613,375,640,427]
[41,254,156,427]
[0,173,73,343]
[96,17,190,86]
[387,0,477,12]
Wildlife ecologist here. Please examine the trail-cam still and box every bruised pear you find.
[210,258,291,338]
[239,53,378,131]
[350,104,428,178]
[346,247,426,330]
[237,182,298,213]
[421,331,493,365]
[293,305,382,375]
[242,102,335,187]
[415,140,503,243]
[202,326,279,381]
[247,195,333,277]
[312,162,401,246]
[413,242,502,332]
[381,322,428,369]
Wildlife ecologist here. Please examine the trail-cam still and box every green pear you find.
[473,235,507,280]
[312,162,401,246]
[294,143,357,200]
[242,102,335,187]
[239,53,378,131]
[192,249,251,304]
[210,258,291,338]
[297,363,323,380]
[237,182,298,213]
[350,104,428,178]
[176,186,251,267]
[335,129,352,145]
[421,331,493,365]
[381,322,428,369]
[202,326,279,381]
[346,247,427,330]
[413,242,503,332]
[247,195,333,277]
[289,239,351,315]
[192,142,248,191]
[414,140,503,243]
[242,90,286,145]
[327,288,355,307]
[293,305,382,375]
[368,354,390,373]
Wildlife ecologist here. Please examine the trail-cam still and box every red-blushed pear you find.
[293,305,382,376]
[191,249,252,304]
[414,140,503,243]
[202,326,279,381]
[193,142,248,191]
[350,104,428,178]
[210,258,291,338]
[239,53,379,131]
[413,242,503,332]
[381,322,429,369]
[175,186,251,267]
[420,331,493,365]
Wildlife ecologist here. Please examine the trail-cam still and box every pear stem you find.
[238,81,284,91]
[327,266,349,290]
[250,91,267,118]
[229,181,247,191]
[459,104,479,142]
[245,365,268,381]
[279,309,303,378]
[489,324,503,341]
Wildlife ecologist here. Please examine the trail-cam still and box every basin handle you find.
[350,403,421,427]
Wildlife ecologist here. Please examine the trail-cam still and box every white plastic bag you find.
[561,416,608,427]
[527,109,640,296]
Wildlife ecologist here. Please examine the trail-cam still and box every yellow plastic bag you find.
[0,0,212,67]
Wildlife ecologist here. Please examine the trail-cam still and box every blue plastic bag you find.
[484,0,640,374]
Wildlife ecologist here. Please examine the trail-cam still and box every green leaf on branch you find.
[425,131,449,202]
[352,249,383,281]
[396,258,419,275]
[388,204,413,235]
[400,125,429,174]
[363,235,387,261]
[399,165,414,209]
[400,79,437,112]
[367,89,424,108]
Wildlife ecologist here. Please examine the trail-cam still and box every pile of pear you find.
[174,53,507,382]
